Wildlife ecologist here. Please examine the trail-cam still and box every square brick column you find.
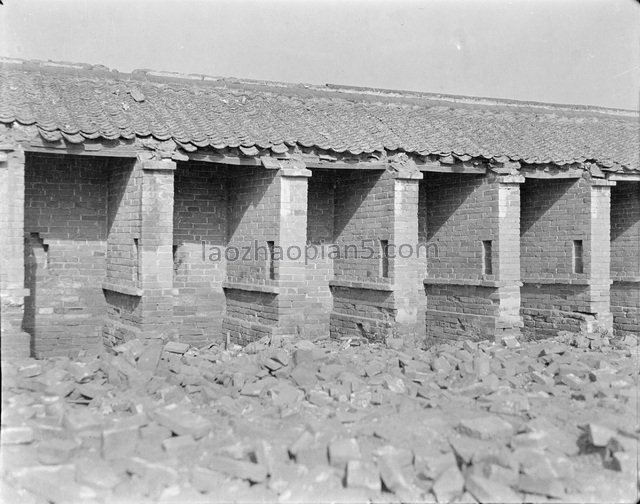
[493,174,525,341]
[103,157,176,346]
[0,145,30,357]
[273,160,312,337]
[388,157,426,347]
[587,178,614,333]
[139,159,176,340]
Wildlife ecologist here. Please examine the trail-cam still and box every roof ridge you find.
[1,57,637,118]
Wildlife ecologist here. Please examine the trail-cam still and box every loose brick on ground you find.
[151,403,211,439]
[457,416,514,440]
[2,332,638,503]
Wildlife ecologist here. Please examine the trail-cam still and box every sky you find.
[1,0,639,110]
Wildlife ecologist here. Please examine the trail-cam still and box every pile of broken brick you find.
[1,331,638,503]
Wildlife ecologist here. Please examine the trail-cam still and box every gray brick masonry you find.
[2,150,638,356]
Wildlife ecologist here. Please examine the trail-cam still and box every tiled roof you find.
[1,59,638,170]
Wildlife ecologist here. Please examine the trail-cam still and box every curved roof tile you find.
[0,64,637,170]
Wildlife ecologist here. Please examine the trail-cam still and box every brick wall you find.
[519,284,590,337]
[425,284,500,341]
[222,167,281,342]
[24,153,110,357]
[103,158,176,347]
[417,177,429,274]
[520,178,585,338]
[330,170,396,340]
[0,146,30,358]
[520,176,612,338]
[225,167,279,284]
[103,290,143,345]
[610,181,639,338]
[14,149,628,352]
[425,173,494,280]
[105,162,141,290]
[611,284,639,337]
[330,287,395,343]
[305,170,335,339]
[611,182,640,278]
[173,162,228,347]
[422,173,507,343]
[102,160,142,347]
[333,170,392,283]
[223,289,278,345]
[521,179,585,280]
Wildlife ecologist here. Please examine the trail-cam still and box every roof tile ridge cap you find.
[2,58,122,79]
[40,60,92,70]
[137,72,308,90]
[318,83,640,117]
[214,79,639,117]
[46,63,124,80]
[224,76,309,88]
[0,56,27,68]
[132,69,229,85]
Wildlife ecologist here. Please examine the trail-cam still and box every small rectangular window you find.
[483,240,493,275]
[172,245,179,274]
[43,243,49,269]
[380,240,389,278]
[134,238,140,284]
[267,241,275,280]
[573,240,584,273]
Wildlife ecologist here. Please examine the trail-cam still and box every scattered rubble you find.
[1,331,638,503]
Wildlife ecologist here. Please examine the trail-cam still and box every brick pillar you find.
[0,145,31,357]
[493,174,525,341]
[388,156,426,347]
[103,157,176,346]
[139,159,176,340]
[586,178,614,334]
[271,159,312,337]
